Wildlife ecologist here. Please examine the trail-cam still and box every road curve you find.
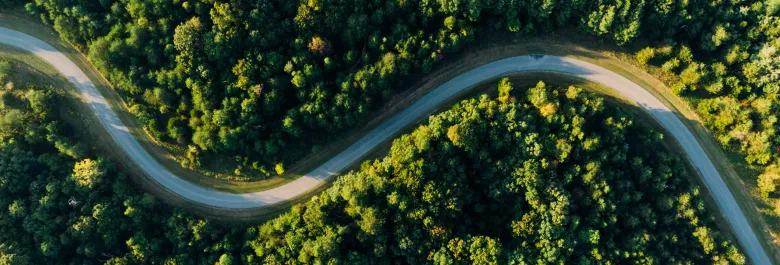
[0,27,771,264]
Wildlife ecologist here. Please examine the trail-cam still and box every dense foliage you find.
[245,80,744,264]
[0,62,745,264]
[631,5,780,207]
[23,0,778,182]
[0,58,242,265]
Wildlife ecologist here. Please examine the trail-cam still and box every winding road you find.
[0,27,771,264]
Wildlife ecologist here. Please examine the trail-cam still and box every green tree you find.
[71,158,105,190]
[497,77,513,104]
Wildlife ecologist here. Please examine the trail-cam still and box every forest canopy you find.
[2,0,779,262]
[18,0,778,185]
[0,62,745,264]
[244,80,745,264]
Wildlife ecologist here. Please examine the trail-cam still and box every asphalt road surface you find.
[0,27,771,264]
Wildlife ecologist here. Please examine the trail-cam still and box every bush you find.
[635,47,656,65]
